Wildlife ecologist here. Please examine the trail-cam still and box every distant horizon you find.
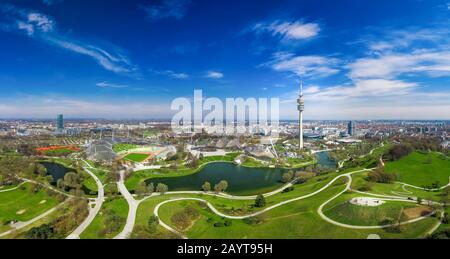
[1,117,449,123]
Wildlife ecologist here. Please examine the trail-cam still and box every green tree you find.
[147,182,155,194]
[147,215,159,233]
[202,181,211,192]
[254,194,266,208]
[135,181,148,196]
[214,180,228,193]
[63,172,80,189]
[281,171,294,183]
[156,183,168,194]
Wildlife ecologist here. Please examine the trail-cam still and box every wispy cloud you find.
[0,4,136,76]
[140,0,191,21]
[96,81,128,89]
[0,94,172,119]
[367,28,447,52]
[252,20,320,40]
[350,50,450,79]
[265,52,339,78]
[150,69,189,79]
[205,71,224,79]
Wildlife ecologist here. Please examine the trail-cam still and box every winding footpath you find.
[0,181,30,193]
[66,160,105,239]
[153,167,441,238]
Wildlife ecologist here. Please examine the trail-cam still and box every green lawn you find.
[113,143,140,153]
[323,192,426,226]
[385,151,450,187]
[123,153,150,163]
[80,198,128,239]
[154,185,437,239]
[0,183,60,233]
[351,171,448,203]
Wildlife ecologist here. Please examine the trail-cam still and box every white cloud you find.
[367,29,447,52]
[27,12,53,32]
[308,79,417,100]
[166,70,189,79]
[268,52,339,78]
[0,95,172,119]
[0,4,136,75]
[278,81,450,120]
[349,50,450,79]
[205,71,224,79]
[254,20,320,40]
[303,85,320,94]
[150,69,189,79]
[96,81,128,88]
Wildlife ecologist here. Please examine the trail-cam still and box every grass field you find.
[152,184,437,239]
[0,183,60,233]
[113,143,140,153]
[80,198,128,239]
[123,153,150,163]
[133,165,439,239]
[323,192,429,226]
[385,151,450,187]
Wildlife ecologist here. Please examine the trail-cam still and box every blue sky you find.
[0,0,449,119]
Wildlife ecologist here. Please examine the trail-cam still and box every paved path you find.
[153,168,437,237]
[114,170,140,239]
[66,160,105,239]
[394,177,450,191]
[153,169,372,237]
[317,175,435,229]
[0,181,29,193]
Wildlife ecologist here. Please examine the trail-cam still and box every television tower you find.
[297,79,305,150]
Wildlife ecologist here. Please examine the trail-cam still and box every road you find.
[114,170,140,239]
[66,160,105,239]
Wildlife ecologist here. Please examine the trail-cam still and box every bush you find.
[367,167,396,183]
[214,222,225,227]
[224,220,232,227]
[282,187,294,193]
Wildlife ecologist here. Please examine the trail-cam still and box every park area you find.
[123,153,151,163]
[0,183,60,233]
[384,151,450,187]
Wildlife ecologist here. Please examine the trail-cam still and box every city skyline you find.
[0,0,449,120]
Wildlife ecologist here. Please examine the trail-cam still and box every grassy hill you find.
[384,151,450,187]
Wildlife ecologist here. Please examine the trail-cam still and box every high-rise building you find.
[56,114,64,132]
[297,80,305,150]
[348,121,355,136]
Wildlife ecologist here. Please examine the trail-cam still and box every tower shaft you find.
[297,80,305,150]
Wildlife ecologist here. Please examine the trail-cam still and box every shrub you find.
[214,222,225,227]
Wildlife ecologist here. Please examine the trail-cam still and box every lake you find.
[315,151,337,168]
[41,162,73,184]
[146,162,288,195]
[145,152,337,195]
